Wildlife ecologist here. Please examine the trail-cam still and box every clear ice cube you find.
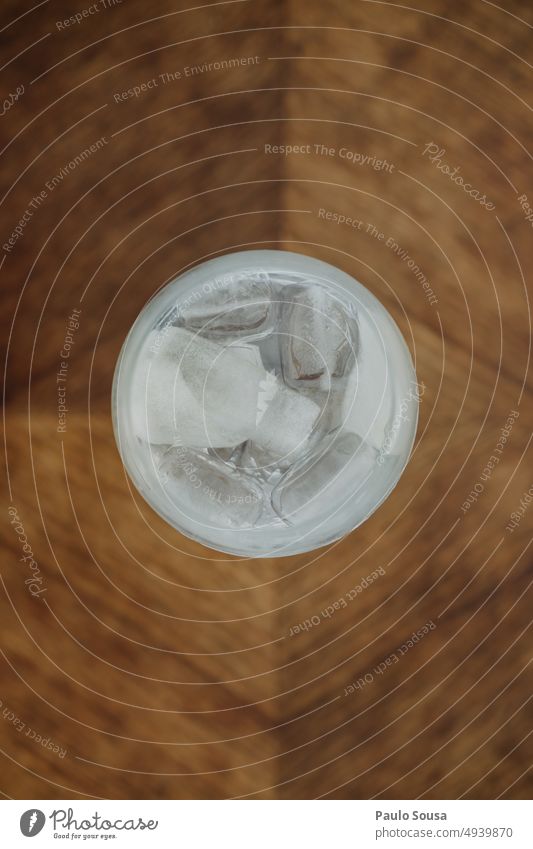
[280,284,359,387]
[256,331,283,374]
[238,440,293,482]
[225,341,264,370]
[254,375,321,460]
[179,273,271,337]
[158,445,263,528]
[131,327,264,448]
[146,442,171,466]
[271,431,377,525]
[300,385,343,438]
[207,443,245,464]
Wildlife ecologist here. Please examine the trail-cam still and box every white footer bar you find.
[1,799,530,848]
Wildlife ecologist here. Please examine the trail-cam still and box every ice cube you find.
[158,445,263,528]
[300,386,343,438]
[225,342,264,370]
[135,441,172,481]
[271,431,377,525]
[342,310,393,450]
[207,443,245,464]
[281,284,359,386]
[130,328,263,447]
[238,441,293,482]
[254,374,321,459]
[146,442,172,466]
[256,331,283,374]
[130,353,202,445]
[179,273,271,337]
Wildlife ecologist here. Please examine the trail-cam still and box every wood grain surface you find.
[1,0,532,800]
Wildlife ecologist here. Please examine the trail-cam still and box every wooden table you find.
[1,0,532,799]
